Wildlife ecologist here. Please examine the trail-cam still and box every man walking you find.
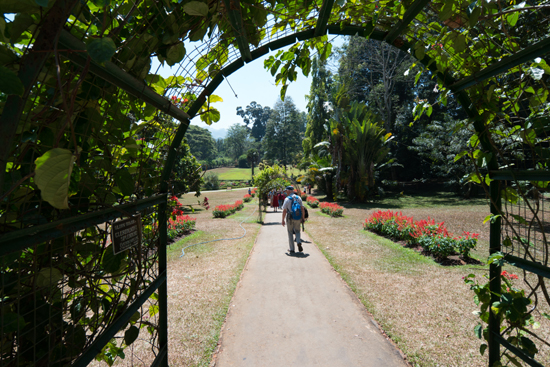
[281,186,305,254]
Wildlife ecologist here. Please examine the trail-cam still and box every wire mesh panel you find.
[0,199,163,367]
[0,1,183,366]
[502,191,550,265]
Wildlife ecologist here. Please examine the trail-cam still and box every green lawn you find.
[205,167,305,180]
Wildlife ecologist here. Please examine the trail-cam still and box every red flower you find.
[501,271,519,280]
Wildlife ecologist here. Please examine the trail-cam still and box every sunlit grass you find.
[205,167,304,180]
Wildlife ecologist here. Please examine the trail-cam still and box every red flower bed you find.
[364,210,479,259]
[306,196,319,208]
[168,196,196,239]
[213,200,245,218]
[320,202,344,217]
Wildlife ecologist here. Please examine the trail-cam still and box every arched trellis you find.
[1,0,549,366]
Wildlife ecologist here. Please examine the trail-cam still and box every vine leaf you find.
[86,37,116,65]
[101,245,124,274]
[34,0,48,7]
[1,312,27,333]
[474,324,483,339]
[166,42,186,66]
[114,168,134,196]
[91,0,110,6]
[479,343,487,356]
[207,94,223,103]
[0,0,41,13]
[35,148,78,209]
[183,1,208,16]
[0,66,24,96]
[124,325,139,346]
[36,267,63,287]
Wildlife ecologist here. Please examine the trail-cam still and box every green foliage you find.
[203,172,220,190]
[339,102,392,201]
[465,269,542,364]
[238,154,249,168]
[236,102,272,141]
[185,125,217,162]
[253,164,289,201]
[304,56,333,157]
[86,37,116,65]
[3,0,550,365]
[262,97,304,168]
[34,148,78,209]
[0,65,24,96]
[225,124,254,161]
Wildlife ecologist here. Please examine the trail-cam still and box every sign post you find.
[111,215,142,254]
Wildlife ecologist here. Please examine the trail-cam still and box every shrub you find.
[204,173,220,190]
[213,204,234,218]
[238,154,249,168]
[300,191,307,200]
[306,196,319,208]
[364,210,479,259]
[243,194,252,202]
[320,202,344,217]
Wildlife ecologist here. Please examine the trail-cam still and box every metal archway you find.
[1,1,549,366]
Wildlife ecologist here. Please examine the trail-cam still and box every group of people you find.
[267,189,286,212]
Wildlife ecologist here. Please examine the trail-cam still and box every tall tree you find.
[225,124,253,161]
[262,97,304,169]
[340,103,392,201]
[236,102,272,141]
[304,56,333,157]
[185,125,217,162]
[215,138,226,156]
[338,37,413,132]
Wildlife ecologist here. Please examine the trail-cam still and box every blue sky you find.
[155,37,345,137]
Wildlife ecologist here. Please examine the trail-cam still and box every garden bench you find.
[226,186,232,190]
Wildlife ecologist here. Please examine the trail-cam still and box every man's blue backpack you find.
[290,195,302,220]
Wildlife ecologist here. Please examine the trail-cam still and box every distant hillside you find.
[207,127,227,140]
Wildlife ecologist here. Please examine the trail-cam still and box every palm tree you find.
[342,102,392,201]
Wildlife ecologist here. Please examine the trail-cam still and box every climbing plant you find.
[1,0,550,365]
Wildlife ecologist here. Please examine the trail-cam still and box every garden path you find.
[211,211,408,367]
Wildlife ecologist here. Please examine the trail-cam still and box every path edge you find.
[301,230,412,367]
[208,219,262,367]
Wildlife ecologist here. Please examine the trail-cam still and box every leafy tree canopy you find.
[263,97,305,168]
[236,102,272,141]
[185,125,217,162]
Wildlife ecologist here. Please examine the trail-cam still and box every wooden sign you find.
[111,215,142,254]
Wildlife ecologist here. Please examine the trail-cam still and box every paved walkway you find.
[211,211,408,367]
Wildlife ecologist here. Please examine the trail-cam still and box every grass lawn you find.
[157,188,549,367]
[304,189,550,366]
[205,167,304,180]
